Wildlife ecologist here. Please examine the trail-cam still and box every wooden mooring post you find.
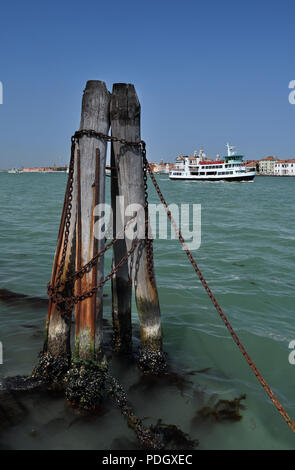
[8,77,204,450]
[32,136,77,383]
[64,81,110,409]
[34,80,166,406]
[73,80,110,361]
[110,83,166,374]
[111,144,132,354]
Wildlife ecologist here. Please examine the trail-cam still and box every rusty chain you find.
[53,237,141,311]
[55,139,75,289]
[142,142,155,284]
[145,161,295,436]
[48,203,147,296]
[73,129,143,149]
[73,130,154,282]
[48,130,155,310]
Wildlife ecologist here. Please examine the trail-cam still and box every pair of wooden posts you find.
[43,81,165,375]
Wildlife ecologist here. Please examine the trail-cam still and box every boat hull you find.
[169,173,255,182]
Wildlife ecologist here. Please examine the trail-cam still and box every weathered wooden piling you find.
[111,145,132,353]
[110,83,166,373]
[45,182,76,359]
[64,80,111,410]
[34,80,166,394]
[32,147,77,382]
[74,80,110,361]
[10,80,203,446]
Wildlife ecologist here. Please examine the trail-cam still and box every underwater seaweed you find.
[195,394,247,423]
[150,419,198,450]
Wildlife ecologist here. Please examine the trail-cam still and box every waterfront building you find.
[20,165,68,173]
[258,156,277,175]
[243,160,259,171]
[274,159,295,176]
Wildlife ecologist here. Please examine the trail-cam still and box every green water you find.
[0,172,295,450]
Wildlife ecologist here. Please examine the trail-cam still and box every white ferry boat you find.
[169,144,256,182]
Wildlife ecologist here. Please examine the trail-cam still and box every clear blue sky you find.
[0,0,295,168]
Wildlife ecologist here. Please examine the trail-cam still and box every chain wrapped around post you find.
[47,131,152,314]
[51,139,75,314]
[142,141,155,284]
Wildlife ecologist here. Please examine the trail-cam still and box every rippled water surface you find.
[0,173,294,449]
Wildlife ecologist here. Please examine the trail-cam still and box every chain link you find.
[55,238,140,307]
[73,129,146,149]
[48,204,146,296]
[50,140,76,313]
[142,142,155,284]
[55,140,75,288]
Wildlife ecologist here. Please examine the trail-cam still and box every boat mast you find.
[226,143,235,157]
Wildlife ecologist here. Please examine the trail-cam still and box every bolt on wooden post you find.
[110,83,166,374]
